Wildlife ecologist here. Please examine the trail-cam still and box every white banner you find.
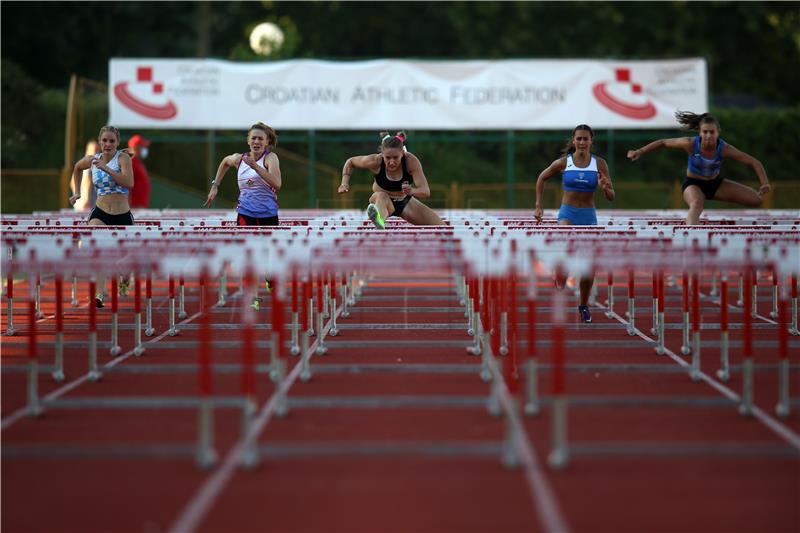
[109,58,707,130]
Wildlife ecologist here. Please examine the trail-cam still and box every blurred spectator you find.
[127,134,151,208]
[71,139,98,212]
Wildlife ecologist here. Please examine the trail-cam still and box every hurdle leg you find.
[737,272,744,307]
[770,271,779,319]
[709,270,718,297]
[523,359,540,416]
[329,297,339,337]
[547,395,569,469]
[300,332,312,382]
[145,299,155,337]
[196,399,217,469]
[499,311,508,355]
[217,270,227,306]
[487,359,502,417]
[71,275,79,307]
[315,307,327,355]
[240,398,258,469]
[739,358,754,417]
[5,298,15,336]
[776,358,790,418]
[168,276,179,336]
[480,320,491,382]
[626,270,636,335]
[178,276,187,319]
[290,311,300,355]
[716,275,730,381]
[605,272,614,319]
[35,275,45,319]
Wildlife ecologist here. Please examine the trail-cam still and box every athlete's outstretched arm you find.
[722,144,771,196]
[69,154,96,206]
[627,137,692,161]
[339,154,379,194]
[204,153,240,207]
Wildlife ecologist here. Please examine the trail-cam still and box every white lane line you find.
[169,311,336,533]
[0,285,225,431]
[599,303,800,451]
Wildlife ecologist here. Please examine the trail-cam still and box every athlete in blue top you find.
[627,111,770,225]
[535,124,615,323]
[204,122,282,226]
[338,131,444,228]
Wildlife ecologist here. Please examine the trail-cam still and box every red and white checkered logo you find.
[593,68,656,120]
[113,66,177,120]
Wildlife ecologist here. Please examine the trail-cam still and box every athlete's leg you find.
[88,217,107,306]
[712,179,763,208]
[369,192,395,219]
[683,185,706,225]
[400,199,445,226]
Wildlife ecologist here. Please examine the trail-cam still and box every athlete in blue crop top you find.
[69,125,135,308]
[535,124,616,323]
[627,111,770,225]
[339,131,444,228]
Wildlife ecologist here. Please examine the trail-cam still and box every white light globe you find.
[249,22,285,56]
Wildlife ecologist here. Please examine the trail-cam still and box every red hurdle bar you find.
[739,268,754,416]
[680,272,691,355]
[133,273,144,356]
[27,286,42,417]
[716,274,731,382]
[5,270,15,335]
[53,275,65,382]
[690,272,701,381]
[87,278,101,381]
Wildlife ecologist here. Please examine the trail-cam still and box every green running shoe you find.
[118,278,130,297]
[251,297,263,311]
[366,204,385,229]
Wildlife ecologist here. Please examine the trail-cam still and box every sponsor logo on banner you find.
[592,68,656,120]
[113,67,178,120]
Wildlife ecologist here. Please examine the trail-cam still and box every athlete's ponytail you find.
[675,110,720,132]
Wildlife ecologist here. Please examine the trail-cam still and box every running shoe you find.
[251,297,263,311]
[118,278,130,297]
[578,305,592,323]
[95,293,105,309]
[366,204,385,229]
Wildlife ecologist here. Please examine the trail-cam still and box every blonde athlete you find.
[69,125,135,307]
[339,131,444,228]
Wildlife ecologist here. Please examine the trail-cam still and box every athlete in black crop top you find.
[339,131,444,228]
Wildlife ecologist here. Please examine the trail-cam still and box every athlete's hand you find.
[598,172,613,191]
[337,183,350,194]
[401,181,413,196]
[758,183,771,197]
[242,154,258,169]
[92,158,110,173]
[534,205,544,223]
[204,187,217,208]
[626,149,641,162]
[68,194,81,206]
